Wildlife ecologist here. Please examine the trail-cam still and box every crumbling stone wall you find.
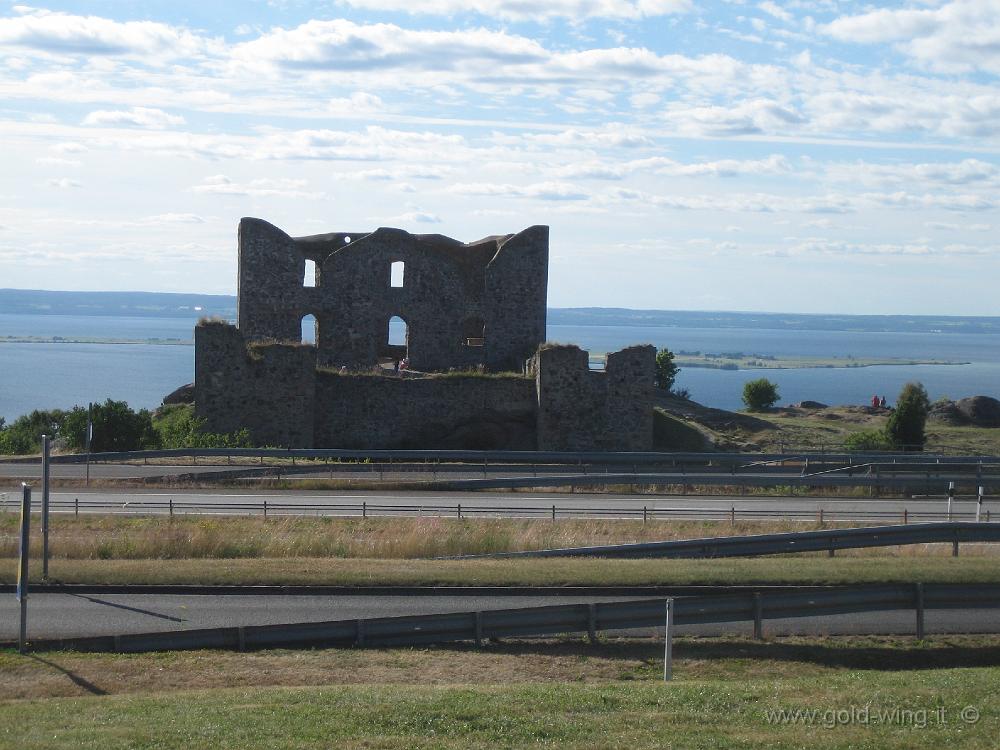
[236,218,547,372]
[534,343,655,451]
[195,322,316,447]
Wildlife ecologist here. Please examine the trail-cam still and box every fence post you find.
[663,598,674,682]
[551,504,556,522]
[74,497,79,517]
[458,503,462,519]
[643,506,647,524]
[263,500,268,518]
[169,497,173,517]
[903,508,908,525]
[41,435,50,580]
[730,505,736,526]
[17,484,31,654]
[915,583,925,640]
[753,592,763,640]
[362,501,367,519]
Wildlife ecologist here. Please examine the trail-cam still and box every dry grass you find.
[2,554,998,587]
[1,516,997,561]
[1,635,998,701]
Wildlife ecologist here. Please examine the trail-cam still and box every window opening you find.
[390,260,405,288]
[303,259,316,288]
[388,316,408,346]
[462,317,485,347]
[301,314,317,344]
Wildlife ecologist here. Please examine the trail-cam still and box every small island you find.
[590,350,967,370]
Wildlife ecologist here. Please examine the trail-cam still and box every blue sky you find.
[1,1,999,314]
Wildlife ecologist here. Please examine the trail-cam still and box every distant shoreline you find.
[0,336,191,346]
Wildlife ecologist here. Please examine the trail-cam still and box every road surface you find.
[2,592,997,640]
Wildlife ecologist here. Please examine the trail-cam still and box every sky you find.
[1,1,999,315]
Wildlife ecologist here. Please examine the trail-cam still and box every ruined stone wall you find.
[194,322,317,447]
[534,343,655,451]
[314,373,537,449]
[234,218,548,373]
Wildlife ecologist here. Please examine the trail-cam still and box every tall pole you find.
[17,483,31,654]
[663,597,674,682]
[42,434,50,580]
[85,402,93,488]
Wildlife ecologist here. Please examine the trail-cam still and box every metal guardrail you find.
[23,583,1000,653]
[449,522,1000,559]
[2,498,994,523]
[5,447,1000,467]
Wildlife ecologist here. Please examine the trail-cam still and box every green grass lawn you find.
[1,636,998,749]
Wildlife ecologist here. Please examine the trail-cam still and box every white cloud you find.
[190,175,323,198]
[449,181,590,200]
[82,107,185,129]
[45,177,81,188]
[823,1,1000,74]
[333,0,692,21]
[0,8,214,61]
[757,1,792,23]
[394,210,442,223]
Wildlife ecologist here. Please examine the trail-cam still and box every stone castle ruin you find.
[195,218,654,450]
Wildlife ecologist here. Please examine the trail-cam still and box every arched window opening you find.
[303,259,316,288]
[301,314,318,345]
[462,317,485,347]
[390,260,405,288]
[388,316,408,347]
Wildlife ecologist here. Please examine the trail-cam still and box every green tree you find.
[885,381,930,451]
[742,378,780,411]
[654,348,679,391]
[0,409,69,454]
[62,399,160,452]
[153,404,252,449]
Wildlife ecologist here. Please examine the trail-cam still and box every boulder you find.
[796,400,828,409]
[955,396,1000,427]
[163,383,195,405]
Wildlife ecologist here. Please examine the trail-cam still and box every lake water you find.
[1,313,998,420]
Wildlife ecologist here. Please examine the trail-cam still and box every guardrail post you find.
[730,505,736,526]
[263,500,268,519]
[169,497,173,517]
[818,508,824,525]
[362,501,367,519]
[953,535,959,557]
[753,593,763,640]
[903,508,908,525]
[588,604,597,644]
[663,598,674,682]
[915,583,925,640]
[643,506,647,524]
[458,503,462,519]
[42,435,50,580]
[551,504,556,522]
[17,484,31,654]
[74,497,79,517]
[474,611,483,648]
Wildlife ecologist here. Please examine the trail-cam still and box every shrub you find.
[153,404,253,449]
[742,378,780,411]
[654,348,679,391]
[885,382,930,451]
[62,399,160,452]
[0,409,70,454]
[844,429,892,452]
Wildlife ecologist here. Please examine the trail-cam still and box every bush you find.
[885,382,930,451]
[0,409,70,454]
[153,404,253,449]
[844,429,892,452]
[742,378,780,411]
[62,399,160,452]
[654,348,679,391]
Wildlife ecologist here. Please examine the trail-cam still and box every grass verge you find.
[1,636,998,748]
[2,555,998,587]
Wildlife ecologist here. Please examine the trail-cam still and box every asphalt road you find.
[2,593,998,640]
[0,487,990,522]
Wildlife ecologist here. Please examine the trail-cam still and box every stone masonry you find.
[194,218,655,450]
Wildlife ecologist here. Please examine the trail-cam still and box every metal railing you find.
[1,497,995,523]
[22,582,1000,653]
[449,522,1000,559]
